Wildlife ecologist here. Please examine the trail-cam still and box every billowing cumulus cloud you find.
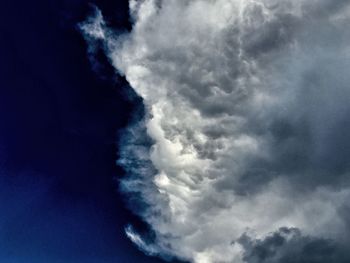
[81,1,350,262]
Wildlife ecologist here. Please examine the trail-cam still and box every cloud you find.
[81,1,350,262]
[238,227,350,263]
[125,225,160,257]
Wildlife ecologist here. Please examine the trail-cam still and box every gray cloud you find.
[238,227,350,263]
[81,1,350,262]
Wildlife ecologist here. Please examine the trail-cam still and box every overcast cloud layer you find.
[81,1,350,262]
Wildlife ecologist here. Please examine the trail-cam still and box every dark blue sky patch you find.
[0,1,169,262]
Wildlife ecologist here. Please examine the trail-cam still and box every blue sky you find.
[0,1,172,262]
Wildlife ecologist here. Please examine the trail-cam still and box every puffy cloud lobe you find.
[81,1,350,262]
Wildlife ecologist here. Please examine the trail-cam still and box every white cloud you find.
[81,1,350,262]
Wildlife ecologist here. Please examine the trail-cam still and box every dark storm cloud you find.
[81,0,350,262]
[239,227,350,263]
[210,0,350,194]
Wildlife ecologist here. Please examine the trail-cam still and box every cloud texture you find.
[81,1,350,262]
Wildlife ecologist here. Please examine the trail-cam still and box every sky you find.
[0,1,171,262]
[2,1,350,263]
